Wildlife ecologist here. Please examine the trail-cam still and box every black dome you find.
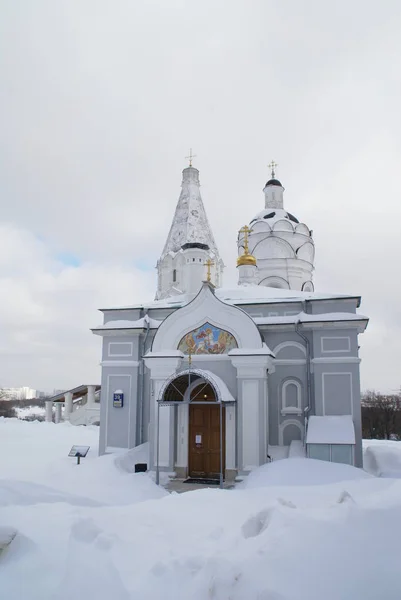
[287,212,299,224]
[265,178,282,187]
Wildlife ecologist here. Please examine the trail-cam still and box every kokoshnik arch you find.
[92,158,368,481]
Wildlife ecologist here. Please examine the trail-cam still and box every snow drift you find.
[1,419,401,599]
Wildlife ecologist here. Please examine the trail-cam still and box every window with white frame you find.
[281,379,302,415]
[308,444,353,465]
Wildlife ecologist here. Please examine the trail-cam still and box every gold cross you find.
[185,148,197,167]
[204,258,214,282]
[239,225,253,254]
[268,159,278,178]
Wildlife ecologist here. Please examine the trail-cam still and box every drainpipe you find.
[138,312,150,445]
[295,301,312,445]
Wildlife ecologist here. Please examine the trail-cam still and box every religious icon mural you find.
[178,322,238,355]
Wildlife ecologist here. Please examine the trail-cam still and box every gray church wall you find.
[309,298,358,315]
[148,307,181,321]
[312,360,362,467]
[259,329,309,447]
[141,370,151,443]
[267,365,307,445]
[102,335,140,361]
[240,302,303,319]
[99,364,139,453]
[103,308,142,323]
[188,358,237,397]
[312,328,359,358]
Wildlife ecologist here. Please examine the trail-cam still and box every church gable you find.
[152,281,263,353]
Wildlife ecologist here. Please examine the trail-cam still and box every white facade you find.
[156,166,224,299]
[238,175,315,291]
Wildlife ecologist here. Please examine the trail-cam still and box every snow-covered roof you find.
[161,166,220,258]
[306,416,356,445]
[93,316,161,332]
[254,311,368,326]
[251,208,303,228]
[100,284,361,311]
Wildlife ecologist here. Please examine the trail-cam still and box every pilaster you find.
[64,391,73,421]
[144,354,183,471]
[230,354,270,474]
[55,403,62,424]
[45,400,53,423]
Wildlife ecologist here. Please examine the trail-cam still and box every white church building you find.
[92,160,368,481]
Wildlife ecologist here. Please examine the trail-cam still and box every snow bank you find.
[114,442,149,473]
[15,405,45,420]
[241,457,372,489]
[364,440,401,478]
[2,421,401,600]
[0,418,166,506]
[0,526,17,550]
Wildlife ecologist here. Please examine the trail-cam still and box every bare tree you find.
[362,390,401,439]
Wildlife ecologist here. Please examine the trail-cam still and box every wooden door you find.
[188,403,225,479]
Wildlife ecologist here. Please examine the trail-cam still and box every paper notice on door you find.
[195,435,202,444]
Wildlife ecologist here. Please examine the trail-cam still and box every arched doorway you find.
[188,382,225,479]
[158,368,233,484]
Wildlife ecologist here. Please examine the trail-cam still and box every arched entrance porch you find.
[157,368,235,487]
[188,382,226,480]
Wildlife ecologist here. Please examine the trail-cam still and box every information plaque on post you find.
[68,445,90,465]
[113,390,124,408]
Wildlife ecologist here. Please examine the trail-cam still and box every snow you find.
[288,439,305,457]
[363,439,401,478]
[306,415,356,444]
[105,285,360,310]
[0,526,17,550]
[15,405,45,420]
[254,311,368,325]
[241,457,371,488]
[0,418,166,506]
[161,166,219,258]
[93,317,161,331]
[97,310,368,332]
[2,420,401,599]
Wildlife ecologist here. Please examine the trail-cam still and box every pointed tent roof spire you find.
[161,161,220,258]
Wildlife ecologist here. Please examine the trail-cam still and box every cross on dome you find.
[237,225,256,267]
[185,148,197,167]
[238,225,253,255]
[204,258,214,282]
[268,159,278,178]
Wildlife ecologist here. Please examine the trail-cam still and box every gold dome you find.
[237,252,257,267]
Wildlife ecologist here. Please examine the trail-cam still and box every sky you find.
[1,0,401,393]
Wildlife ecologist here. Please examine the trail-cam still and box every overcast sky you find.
[1,1,400,393]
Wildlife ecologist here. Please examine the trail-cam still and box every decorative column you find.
[230,353,273,474]
[225,404,236,481]
[64,391,73,421]
[143,353,183,473]
[87,385,96,405]
[45,400,53,423]
[55,403,62,424]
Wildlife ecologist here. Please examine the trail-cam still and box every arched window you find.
[281,380,302,416]
[279,420,303,446]
[173,269,177,282]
